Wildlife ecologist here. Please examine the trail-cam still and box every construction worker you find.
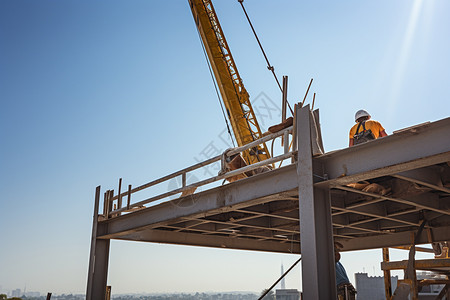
[432,241,450,258]
[349,109,387,147]
[335,244,357,299]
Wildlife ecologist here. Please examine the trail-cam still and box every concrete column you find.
[297,105,337,299]
[87,186,111,300]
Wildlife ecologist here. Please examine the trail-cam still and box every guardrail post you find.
[284,129,289,154]
[117,178,122,213]
[127,184,132,210]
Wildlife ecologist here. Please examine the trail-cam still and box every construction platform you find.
[87,105,450,300]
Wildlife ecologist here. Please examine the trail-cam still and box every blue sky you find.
[1,0,449,295]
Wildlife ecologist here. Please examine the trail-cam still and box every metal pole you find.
[282,76,288,122]
[284,130,289,154]
[103,191,108,216]
[108,190,114,215]
[311,93,316,111]
[127,184,132,210]
[86,186,101,300]
[301,79,313,107]
[382,248,392,299]
[105,190,111,219]
[117,178,122,211]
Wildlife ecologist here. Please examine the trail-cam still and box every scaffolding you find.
[382,247,450,299]
[86,105,450,300]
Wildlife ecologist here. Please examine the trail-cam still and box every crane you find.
[188,0,271,166]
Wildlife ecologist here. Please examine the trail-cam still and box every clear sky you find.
[1,0,449,296]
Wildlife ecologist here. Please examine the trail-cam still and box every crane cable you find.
[238,0,294,116]
[194,19,236,148]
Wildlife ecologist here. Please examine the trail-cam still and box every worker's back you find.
[349,120,385,139]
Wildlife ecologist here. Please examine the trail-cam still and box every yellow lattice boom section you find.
[189,0,271,165]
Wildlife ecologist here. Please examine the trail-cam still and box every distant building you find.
[280,264,286,290]
[355,272,398,300]
[12,288,21,297]
[356,271,446,299]
[275,289,301,300]
[25,291,41,297]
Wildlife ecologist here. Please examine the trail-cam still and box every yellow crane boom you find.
[189,0,271,165]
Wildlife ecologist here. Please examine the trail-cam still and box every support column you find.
[87,186,111,300]
[382,248,392,298]
[297,105,336,299]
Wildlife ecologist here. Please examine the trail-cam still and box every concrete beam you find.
[115,229,301,254]
[100,165,298,238]
[316,117,450,185]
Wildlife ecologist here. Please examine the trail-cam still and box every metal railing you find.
[103,126,295,218]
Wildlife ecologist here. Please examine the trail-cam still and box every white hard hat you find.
[355,109,370,122]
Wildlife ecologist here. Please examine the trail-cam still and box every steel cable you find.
[194,18,236,148]
[238,0,294,116]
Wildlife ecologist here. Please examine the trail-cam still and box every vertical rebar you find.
[282,76,288,122]
[301,78,313,107]
[117,178,122,211]
[103,191,108,216]
[105,190,110,219]
[284,130,289,154]
[382,248,392,298]
[182,173,187,187]
[291,104,298,163]
[127,184,132,210]
[312,93,316,111]
[107,190,114,218]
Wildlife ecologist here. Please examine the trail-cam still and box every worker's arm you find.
[349,138,354,147]
[380,130,388,137]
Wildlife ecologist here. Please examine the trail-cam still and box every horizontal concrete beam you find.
[100,165,298,238]
[114,229,301,254]
[316,118,450,185]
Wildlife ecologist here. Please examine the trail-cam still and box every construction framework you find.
[382,253,450,299]
[87,105,450,300]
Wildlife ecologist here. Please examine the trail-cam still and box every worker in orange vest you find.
[349,110,387,147]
